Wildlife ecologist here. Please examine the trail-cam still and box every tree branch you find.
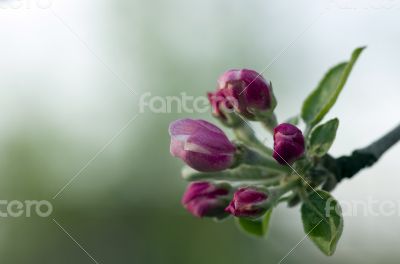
[323,123,400,183]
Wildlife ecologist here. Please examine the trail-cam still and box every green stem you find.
[279,178,301,194]
[297,186,309,201]
[236,177,282,187]
[267,178,301,208]
[304,125,312,140]
[260,113,278,134]
[233,124,273,155]
[238,145,291,174]
[181,166,282,182]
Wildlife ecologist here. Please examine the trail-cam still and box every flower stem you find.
[181,166,282,182]
[238,145,291,174]
[268,178,301,206]
[260,113,278,134]
[279,177,301,193]
[233,124,273,155]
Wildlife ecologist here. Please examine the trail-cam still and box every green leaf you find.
[301,47,365,127]
[308,118,339,157]
[235,209,273,238]
[301,190,343,256]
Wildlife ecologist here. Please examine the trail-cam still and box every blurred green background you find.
[0,0,400,263]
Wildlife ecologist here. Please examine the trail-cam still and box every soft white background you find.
[0,0,399,262]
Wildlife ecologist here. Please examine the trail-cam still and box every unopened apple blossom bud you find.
[169,119,236,172]
[273,123,305,165]
[207,90,241,128]
[225,187,268,218]
[216,69,275,119]
[182,181,231,218]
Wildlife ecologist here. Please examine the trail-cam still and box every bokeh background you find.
[0,0,400,263]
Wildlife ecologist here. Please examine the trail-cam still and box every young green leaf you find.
[301,47,365,128]
[308,118,339,157]
[301,190,343,256]
[235,209,272,238]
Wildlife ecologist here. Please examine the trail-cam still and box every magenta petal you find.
[207,90,235,121]
[170,136,186,158]
[186,198,224,218]
[216,69,272,117]
[235,188,267,204]
[240,69,271,110]
[225,188,268,217]
[182,182,230,218]
[273,142,304,164]
[225,200,236,214]
[169,119,236,172]
[181,151,234,172]
[273,123,305,165]
[169,118,205,137]
[181,182,212,204]
[186,131,235,155]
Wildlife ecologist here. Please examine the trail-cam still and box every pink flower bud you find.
[225,188,268,218]
[207,90,234,121]
[182,182,231,218]
[273,123,305,165]
[169,119,236,172]
[216,69,273,119]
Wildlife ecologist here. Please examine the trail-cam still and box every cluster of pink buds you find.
[168,48,367,256]
[169,69,305,220]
